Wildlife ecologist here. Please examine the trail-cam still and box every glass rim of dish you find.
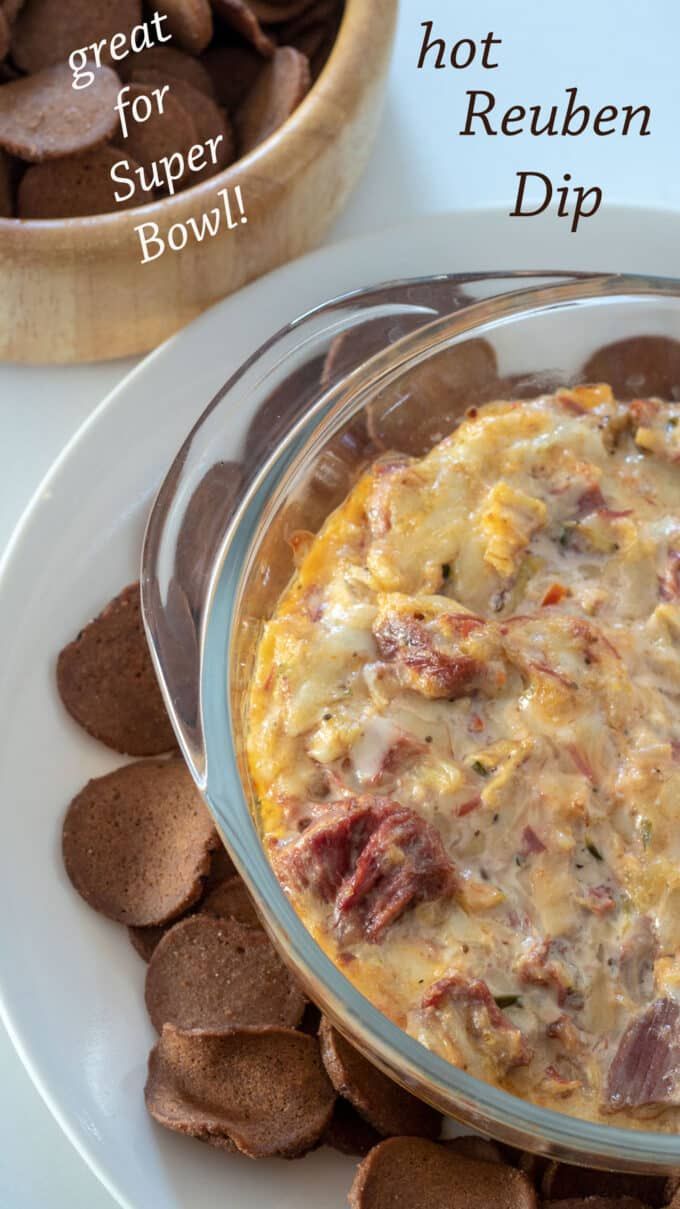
[145,270,680,1170]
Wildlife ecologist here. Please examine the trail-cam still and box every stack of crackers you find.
[0,0,343,218]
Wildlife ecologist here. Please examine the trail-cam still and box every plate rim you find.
[3,200,680,1208]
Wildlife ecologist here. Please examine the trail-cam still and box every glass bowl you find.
[142,271,680,1173]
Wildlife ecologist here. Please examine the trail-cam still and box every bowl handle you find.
[141,271,586,785]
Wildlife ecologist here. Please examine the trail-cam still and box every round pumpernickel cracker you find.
[127,71,233,180]
[547,1201,652,1209]
[442,1136,505,1165]
[282,17,327,61]
[203,842,236,889]
[668,1176,680,1204]
[128,835,237,960]
[202,46,261,110]
[120,45,215,97]
[11,0,141,73]
[2,0,25,22]
[234,44,310,155]
[348,1138,538,1209]
[516,1151,548,1183]
[280,0,339,29]
[174,461,243,614]
[309,18,340,79]
[323,1098,381,1157]
[128,923,169,962]
[145,1023,336,1158]
[366,338,501,457]
[112,85,197,189]
[128,836,236,960]
[250,0,317,21]
[541,1162,667,1207]
[0,148,13,216]
[318,1017,441,1139]
[145,914,306,1032]
[280,0,340,61]
[201,874,260,927]
[62,759,218,927]
[210,0,275,57]
[152,0,212,53]
[299,1000,322,1036]
[17,146,147,218]
[0,63,119,162]
[0,6,10,58]
[56,582,177,756]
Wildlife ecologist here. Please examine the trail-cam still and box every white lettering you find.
[110,158,136,203]
[136,221,165,263]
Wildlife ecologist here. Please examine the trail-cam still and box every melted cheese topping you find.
[247,387,680,1126]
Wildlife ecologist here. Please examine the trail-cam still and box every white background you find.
[1,1,679,1204]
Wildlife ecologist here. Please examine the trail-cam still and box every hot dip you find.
[247,385,680,1126]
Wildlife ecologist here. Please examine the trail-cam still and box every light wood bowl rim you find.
[0,0,393,243]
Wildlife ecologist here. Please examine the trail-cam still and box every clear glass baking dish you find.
[142,272,680,1173]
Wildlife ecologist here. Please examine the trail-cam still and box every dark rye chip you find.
[62,759,218,927]
[323,1098,381,1157]
[153,0,213,54]
[112,85,198,191]
[235,45,310,155]
[546,1201,652,1209]
[516,1150,550,1183]
[0,0,343,218]
[202,45,261,110]
[11,0,141,73]
[283,19,326,61]
[57,582,177,756]
[0,6,9,58]
[349,1137,538,1209]
[0,63,119,162]
[318,1017,441,1139]
[145,1024,336,1157]
[443,1136,505,1165]
[279,0,340,35]
[279,3,335,62]
[299,1000,322,1036]
[366,338,500,457]
[129,842,237,960]
[667,1175,680,1204]
[0,147,13,215]
[211,0,275,57]
[129,923,168,962]
[541,1160,667,1207]
[250,0,319,20]
[308,13,341,80]
[174,461,243,616]
[582,336,680,402]
[202,874,260,927]
[119,44,215,97]
[320,313,431,391]
[18,146,147,218]
[128,71,234,181]
[3,0,26,22]
[145,914,306,1032]
[203,842,236,890]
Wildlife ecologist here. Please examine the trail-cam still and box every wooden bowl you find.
[0,0,397,364]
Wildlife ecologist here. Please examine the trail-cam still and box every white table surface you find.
[2,1,679,1204]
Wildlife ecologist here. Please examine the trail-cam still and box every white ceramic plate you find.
[3,205,680,1209]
